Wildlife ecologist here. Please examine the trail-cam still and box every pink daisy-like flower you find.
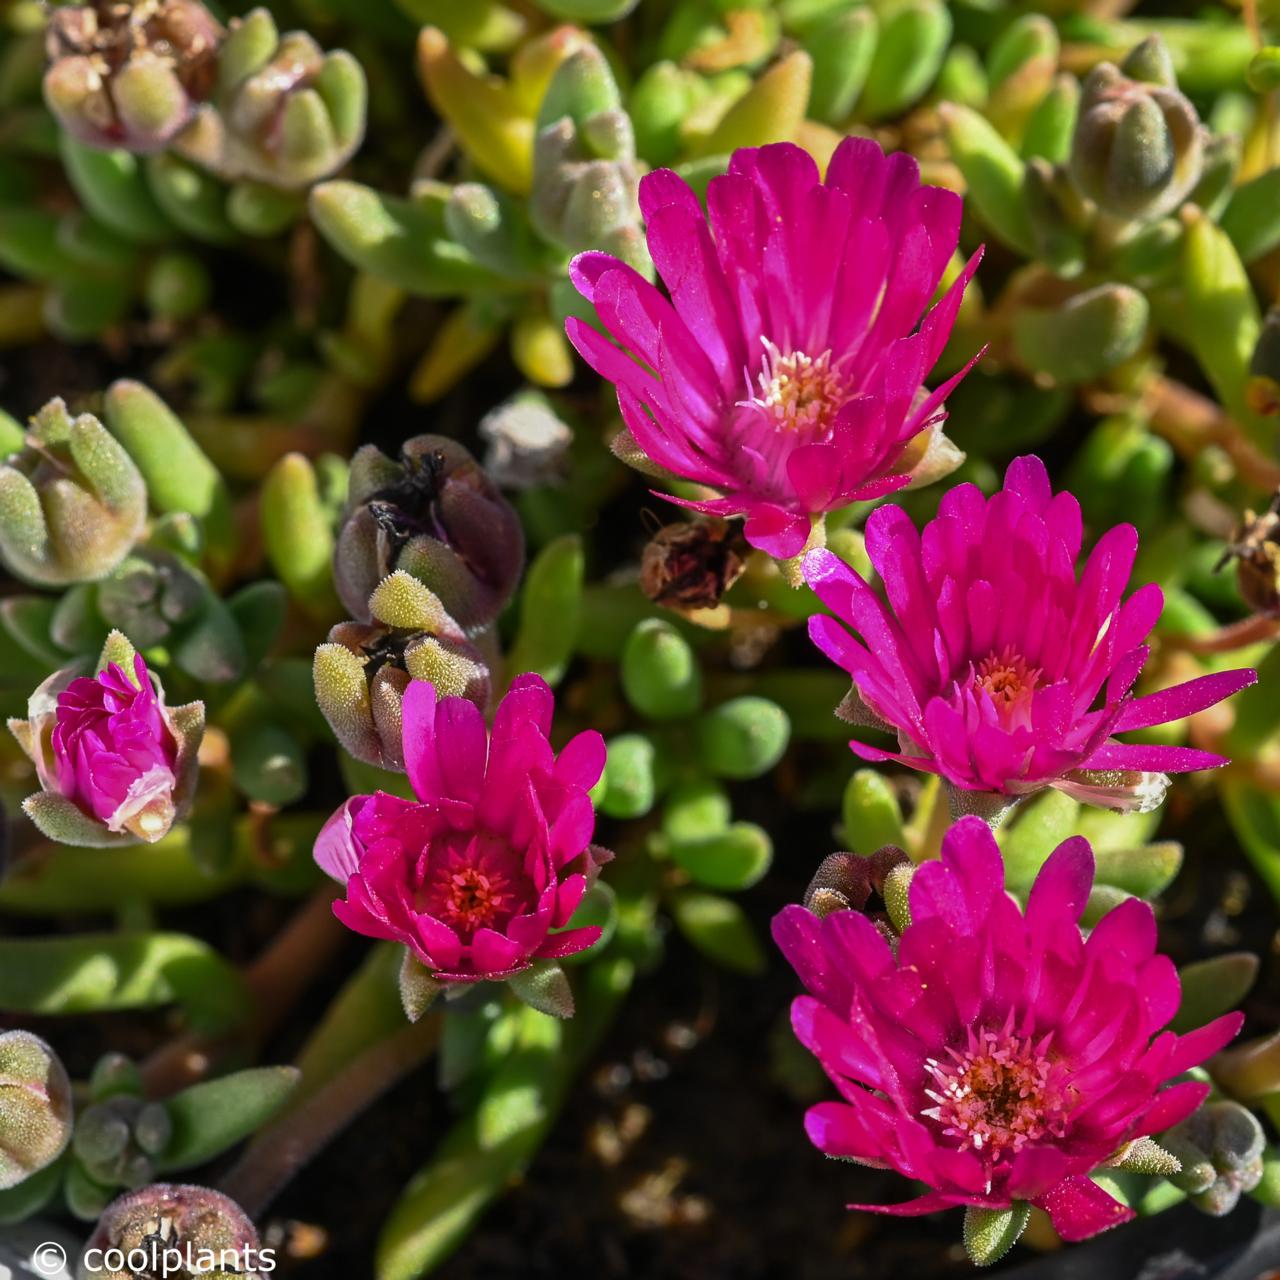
[805,455,1256,811]
[565,138,983,560]
[773,817,1244,1240]
[314,674,609,982]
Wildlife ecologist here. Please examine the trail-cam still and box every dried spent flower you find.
[1216,492,1280,619]
[640,518,748,615]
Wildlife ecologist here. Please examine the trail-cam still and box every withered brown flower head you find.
[640,518,747,614]
[1217,492,1280,618]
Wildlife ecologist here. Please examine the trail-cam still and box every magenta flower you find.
[9,645,204,847]
[805,455,1256,811]
[315,674,610,983]
[773,817,1243,1240]
[565,138,982,560]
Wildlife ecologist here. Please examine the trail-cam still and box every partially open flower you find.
[0,398,147,588]
[43,0,225,152]
[9,633,204,847]
[315,675,610,983]
[773,817,1244,1241]
[805,455,1256,812]
[334,435,524,629]
[567,138,981,560]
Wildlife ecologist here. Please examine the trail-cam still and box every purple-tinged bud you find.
[0,1030,74,1190]
[79,1184,267,1279]
[801,846,911,919]
[1216,492,1280,619]
[334,435,524,630]
[1069,41,1204,223]
[314,571,490,770]
[0,398,147,588]
[43,0,225,153]
[8,632,204,847]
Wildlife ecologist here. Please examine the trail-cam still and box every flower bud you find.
[0,1030,73,1190]
[175,8,365,190]
[43,0,225,153]
[801,846,910,918]
[314,571,490,770]
[79,1183,264,1279]
[529,45,646,270]
[1216,493,1280,619]
[1167,1101,1266,1216]
[1069,43,1204,222]
[640,518,747,615]
[334,435,523,629]
[0,398,147,588]
[9,631,204,847]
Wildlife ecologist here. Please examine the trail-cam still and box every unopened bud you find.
[175,8,365,190]
[0,1030,73,1190]
[802,846,910,918]
[43,0,224,152]
[1216,492,1280,618]
[314,571,489,770]
[530,46,645,269]
[335,436,523,629]
[1070,44,1204,222]
[0,398,146,587]
[1168,1101,1266,1216]
[79,1184,264,1279]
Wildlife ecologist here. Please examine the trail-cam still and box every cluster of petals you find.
[805,455,1257,810]
[315,674,609,982]
[52,654,180,840]
[567,137,982,559]
[772,817,1243,1240]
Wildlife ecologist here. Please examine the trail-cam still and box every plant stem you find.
[220,1010,441,1218]
[1168,614,1280,655]
[141,887,346,1096]
[1143,377,1280,492]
